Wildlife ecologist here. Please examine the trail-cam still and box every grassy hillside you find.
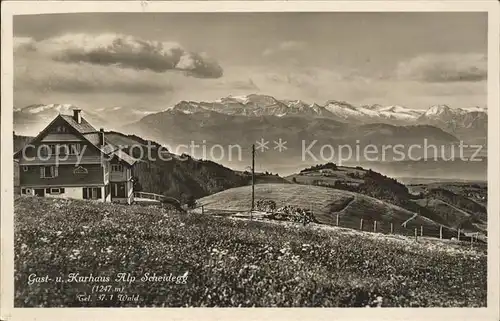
[197,184,459,238]
[15,196,486,307]
[286,164,487,238]
[427,188,487,221]
[287,165,411,203]
[408,181,487,206]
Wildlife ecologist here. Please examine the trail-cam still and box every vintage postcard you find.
[1,1,499,320]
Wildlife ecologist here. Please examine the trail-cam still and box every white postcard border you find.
[1,1,499,321]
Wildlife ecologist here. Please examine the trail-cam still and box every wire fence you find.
[189,203,486,248]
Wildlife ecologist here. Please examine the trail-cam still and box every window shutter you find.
[54,166,59,177]
[40,167,44,178]
[61,188,65,193]
[97,187,102,199]
[83,188,88,199]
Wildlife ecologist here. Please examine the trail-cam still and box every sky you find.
[13,12,487,112]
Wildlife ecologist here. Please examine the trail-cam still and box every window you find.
[22,166,28,172]
[41,144,71,156]
[22,188,34,195]
[49,144,57,155]
[49,188,64,194]
[111,164,123,172]
[56,126,68,133]
[111,182,126,198]
[83,187,102,200]
[69,143,81,155]
[39,144,58,156]
[56,144,69,156]
[52,125,68,133]
[40,166,58,178]
[40,145,51,156]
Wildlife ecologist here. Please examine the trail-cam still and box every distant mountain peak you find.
[19,103,79,114]
[424,105,453,116]
[362,104,383,110]
[379,105,408,113]
[324,100,356,109]
[461,106,487,114]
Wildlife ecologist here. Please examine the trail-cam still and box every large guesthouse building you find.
[14,109,137,204]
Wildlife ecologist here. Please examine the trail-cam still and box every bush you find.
[256,199,277,212]
[185,195,197,209]
[269,205,316,225]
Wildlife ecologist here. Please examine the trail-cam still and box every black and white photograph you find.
[1,1,499,319]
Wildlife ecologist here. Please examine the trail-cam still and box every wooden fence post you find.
[420,226,423,237]
[414,228,418,241]
[201,205,204,215]
[470,233,474,249]
[373,221,377,233]
[457,228,461,241]
[336,214,339,226]
[390,223,393,234]
[439,225,443,240]
[360,218,363,231]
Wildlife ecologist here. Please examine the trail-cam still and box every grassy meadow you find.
[15,196,486,307]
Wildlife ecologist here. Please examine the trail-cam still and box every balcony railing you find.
[133,192,181,205]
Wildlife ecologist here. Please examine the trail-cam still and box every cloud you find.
[262,41,307,57]
[13,34,486,113]
[15,55,176,94]
[14,37,36,51]
[14,33,223,78]
[397,53,487,82]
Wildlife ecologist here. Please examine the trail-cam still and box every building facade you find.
[14,109,137,204]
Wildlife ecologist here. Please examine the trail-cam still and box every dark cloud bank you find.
[16,33,224,79]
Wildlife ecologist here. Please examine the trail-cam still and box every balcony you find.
[110,166,131,182]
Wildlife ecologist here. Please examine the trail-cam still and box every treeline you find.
[132,155,248,203]
[300,162,338,173]
[310,168,411,205]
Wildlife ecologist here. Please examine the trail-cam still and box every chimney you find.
[73,109,82,124]
[99,128,105,146]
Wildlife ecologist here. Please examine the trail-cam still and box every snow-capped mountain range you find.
[163,95,486,145]
[167,94,486,123]
[13,103,157,135]
[14,94,487,142]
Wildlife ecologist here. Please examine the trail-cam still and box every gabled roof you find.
[112,149,138,166]
[60,115,97,134]
[101,140,118,155]
[14,113,138,166]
